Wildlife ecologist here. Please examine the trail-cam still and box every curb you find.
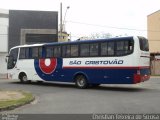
[150,76,160,78]
[0,92,35,112]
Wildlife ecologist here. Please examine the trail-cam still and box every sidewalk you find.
[151,76,160,78]
[0,73,7,79]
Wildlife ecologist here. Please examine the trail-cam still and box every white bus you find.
[7,36,150,88]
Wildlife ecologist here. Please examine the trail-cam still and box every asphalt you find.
[0,77,160,114]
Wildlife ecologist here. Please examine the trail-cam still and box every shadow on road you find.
[9,80,150,92]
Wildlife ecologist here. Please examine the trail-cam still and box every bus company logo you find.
[39,58,57,74]
[34,58,58,76]
[34,58,62,81]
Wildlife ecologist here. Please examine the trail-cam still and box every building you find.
[58,23,70,42]
[9,10,58,50]
[0,9,59,78]
[0,9,9,78]
[147,10,160,53]
[147,10,160,75]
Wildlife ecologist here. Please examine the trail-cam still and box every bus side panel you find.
[58,68,136,84]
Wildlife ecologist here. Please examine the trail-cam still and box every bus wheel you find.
[75,75,88,89]
[19,73,28,83]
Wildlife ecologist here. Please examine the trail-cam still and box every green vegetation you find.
[0,91,34,111]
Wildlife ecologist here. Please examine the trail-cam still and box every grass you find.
[0,91,34,111]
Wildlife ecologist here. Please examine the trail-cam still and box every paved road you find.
[0,77,160,114]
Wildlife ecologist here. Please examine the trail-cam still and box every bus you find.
[7,36,150,88]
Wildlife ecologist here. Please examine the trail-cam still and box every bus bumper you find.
[134,74,150,84]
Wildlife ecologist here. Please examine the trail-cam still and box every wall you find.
[151,60,160,75]
[9,10,58,50]
[0,9,9,78]
[147,10,160,53]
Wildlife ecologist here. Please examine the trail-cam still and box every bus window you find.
[101,42,108,56]
[80,44,89,57]
[90,43,99,56]
[54,46,61,57]
[31,47,42,59]
[38,47,43,58]
[62,46,66,57]
[19,48,26,59]
[46,46,54,58]
[19,48,30,59]
[66,45,71,57]
[116,40,134,56]
[7,48,18,69]
[139,37,149,51]
[108,42,114,56]
[62,45,70,58]
[71,45,78,57]
[116,41,125,56]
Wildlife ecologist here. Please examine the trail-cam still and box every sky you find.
[0,0,160,40]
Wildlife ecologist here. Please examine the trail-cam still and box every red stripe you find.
[63,66,150,69]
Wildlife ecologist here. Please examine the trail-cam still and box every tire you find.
[75,75,88,89]
[19,73,28,83]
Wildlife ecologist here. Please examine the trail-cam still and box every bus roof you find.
[10,36,143,49]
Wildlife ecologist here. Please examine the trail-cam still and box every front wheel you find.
[19,73,28,83]
[75,75,88,89]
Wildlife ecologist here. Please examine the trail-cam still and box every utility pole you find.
[60,2,63,40]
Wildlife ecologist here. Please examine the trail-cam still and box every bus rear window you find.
[139,37,149,51]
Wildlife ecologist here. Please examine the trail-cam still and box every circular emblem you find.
[39,58,57,74]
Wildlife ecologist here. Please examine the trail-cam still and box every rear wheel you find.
[75,75,88,89]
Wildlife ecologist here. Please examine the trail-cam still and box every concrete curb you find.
[150,76,160,78]
[0,92,35,112]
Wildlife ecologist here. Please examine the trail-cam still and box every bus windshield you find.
[7,48,18,69]
[139,37,149,51]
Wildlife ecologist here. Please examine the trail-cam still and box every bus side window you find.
[62,45,70,58]
[19,48,30,59]
[101,42,108,56]
[25,48,30,59]
[128,40,134,51]
[38,47,43,58]
[31,47,38,59]
[19,48,25,59]
[71,45,78,57]
[108,42,115,56]
[54,46,61,57]
[46,46,54,58]
[116,41,125,56]
[62,46,66,57]
[80,44,89,57]
[31,47,42,59]
[90,43,99,56]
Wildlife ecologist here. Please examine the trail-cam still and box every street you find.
[0,77,160,114]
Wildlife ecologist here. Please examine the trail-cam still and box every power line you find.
[66,20,160,32]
